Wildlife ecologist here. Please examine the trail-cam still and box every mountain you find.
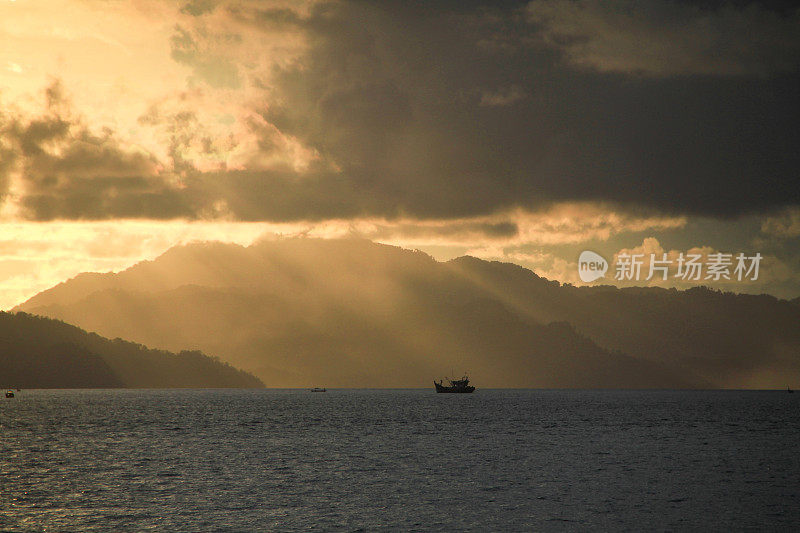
[446,257,800,388]
[0,311,263,388]
[15,238,800,388]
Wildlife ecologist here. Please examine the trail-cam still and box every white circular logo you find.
[578,250,608,282]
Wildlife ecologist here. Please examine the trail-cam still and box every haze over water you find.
[2,389,797,531]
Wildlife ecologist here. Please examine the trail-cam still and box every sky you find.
[1,0,799,309]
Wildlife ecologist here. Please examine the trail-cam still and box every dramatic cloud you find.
[526,0,800,76]
[258,0,800,219]
[761,207,800,238]
[0,82,191,220]
[3,1,800,222]
[341,203,686,248]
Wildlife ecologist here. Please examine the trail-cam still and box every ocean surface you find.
[1,389,798,531]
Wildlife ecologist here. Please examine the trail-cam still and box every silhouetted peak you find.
[0,311,263,388]
[447,255,550,285]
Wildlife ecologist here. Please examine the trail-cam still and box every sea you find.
[1,389,798,531]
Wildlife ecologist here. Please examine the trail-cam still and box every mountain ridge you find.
[15,237,800,388]
[0,311,264,388]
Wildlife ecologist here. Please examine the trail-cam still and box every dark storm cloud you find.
[5,1,800,222]
[357,220,521,241]
[255,0,800,219]
[184,168,373,221]
[0,82,193,220]
[526,0,800,76]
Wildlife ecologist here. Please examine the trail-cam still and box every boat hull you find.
[434,382,475,393]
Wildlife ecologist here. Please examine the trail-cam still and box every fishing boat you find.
[434,375,475,393]
[309,387,326,393]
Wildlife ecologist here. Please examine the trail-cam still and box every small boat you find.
[309,387,326,393]
[434,375,475,393]
[5,390,14,398]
